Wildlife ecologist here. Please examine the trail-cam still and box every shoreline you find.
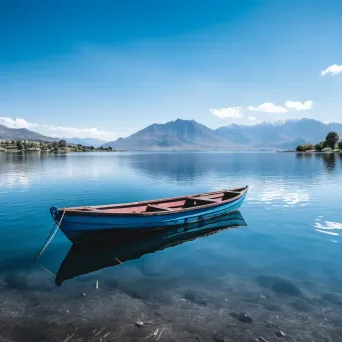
[278,150,341,154]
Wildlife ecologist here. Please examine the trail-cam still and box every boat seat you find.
[146,204,174,212]
[184,197,219,207]
[191,196,219,203]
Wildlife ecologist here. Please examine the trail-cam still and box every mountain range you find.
[103,118,342,150]
[0,124,106,147]
[0,124,57,142]
[64,137,107,147]
[2,119,342,150]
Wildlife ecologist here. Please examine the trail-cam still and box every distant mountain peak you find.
[102,117,342,151]
[259,119,294,126]
[0,123,57,142]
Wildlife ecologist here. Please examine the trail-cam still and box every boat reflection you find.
[55,210,247,286]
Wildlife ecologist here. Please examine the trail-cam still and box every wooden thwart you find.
[146,204,174,212]
[190,196,219,203]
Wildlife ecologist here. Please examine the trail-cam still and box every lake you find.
[0,151,342,342]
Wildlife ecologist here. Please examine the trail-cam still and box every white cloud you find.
[321,64,342,76]
[209,107,243,118]
[0,117,38,129]
[0,117,125,141]
[247,102,287,113]
[284,100,313,111]
[248,116,257,121]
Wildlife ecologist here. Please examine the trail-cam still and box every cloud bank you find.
[0,117,125,141]
[321,64,342,76]
[247,102,288,113]
[209,107,243,118]
[284,100,313,111]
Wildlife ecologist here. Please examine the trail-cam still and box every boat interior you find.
[66,187,247,215]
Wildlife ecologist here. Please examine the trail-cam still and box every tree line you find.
[296,132,341,152]
[0,139,114,152]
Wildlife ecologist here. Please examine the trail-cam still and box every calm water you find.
[0,151,342,341]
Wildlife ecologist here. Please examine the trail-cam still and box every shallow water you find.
[0,151,342,341]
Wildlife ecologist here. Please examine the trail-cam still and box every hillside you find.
[0,124,57,142]
[103,119,240,150]
[2,118,342,150]
[103,118,342,150]
[64,137,108,147]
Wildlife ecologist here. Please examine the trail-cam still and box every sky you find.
[0,0,341,141]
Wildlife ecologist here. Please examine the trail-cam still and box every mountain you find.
[0,124,57,142]
[103,119,240,150]
[0,125,107,146]
[65,137,107,147]
[216,119,342,149]
[2,118,341,150]
[103,118,342,150]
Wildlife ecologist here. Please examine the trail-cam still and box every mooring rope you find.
[33,209,66,262]
[36,261,57,277]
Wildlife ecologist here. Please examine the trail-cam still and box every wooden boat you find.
[55,211,247,285]
[50,185,248,242]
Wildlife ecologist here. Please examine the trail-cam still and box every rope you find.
[34,209,66,262]
[36,261,56,277]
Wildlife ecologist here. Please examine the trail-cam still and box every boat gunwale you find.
[57,186,248,217]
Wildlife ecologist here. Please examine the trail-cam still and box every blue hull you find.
[51,192,247,242]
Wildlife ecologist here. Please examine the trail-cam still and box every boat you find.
[50,185,248,242]
[55,211,247,285]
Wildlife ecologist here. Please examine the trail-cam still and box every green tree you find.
[296,144,313,152]
[314,141,325,151]
[338,141,342,150]
[325,132,340,150]
[16,140,24,150]
[58,139,67,148]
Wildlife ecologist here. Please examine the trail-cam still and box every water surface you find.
[0,151,342,341]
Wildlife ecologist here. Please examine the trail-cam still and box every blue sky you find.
[1,0,341,140]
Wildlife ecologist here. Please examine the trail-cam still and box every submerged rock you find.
[230,312,252,323]
[256,275,303,298]
[135,320,144,327]
[237,312,252,323]
[275,330,286,338]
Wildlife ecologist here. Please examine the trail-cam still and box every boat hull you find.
[50,192,247,242]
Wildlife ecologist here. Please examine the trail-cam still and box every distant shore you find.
[0,139,117,153]
[0,148,119,153]
[278,150,342,154]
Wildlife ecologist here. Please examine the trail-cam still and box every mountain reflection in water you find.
[55,210,246,286]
